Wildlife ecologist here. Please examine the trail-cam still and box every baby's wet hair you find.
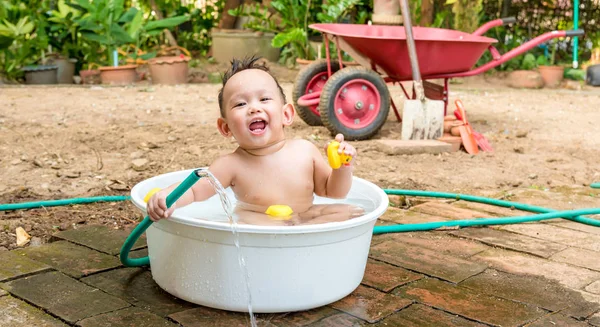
[218,55,287,117]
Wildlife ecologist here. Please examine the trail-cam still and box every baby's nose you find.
[248,105,263,114]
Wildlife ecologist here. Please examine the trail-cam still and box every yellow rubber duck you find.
[144,188,162,203]
[265,205,293,220]
[327,141,353,169]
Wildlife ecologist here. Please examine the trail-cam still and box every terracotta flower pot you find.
[538,65,564,88]
[147,55,190,85]
[80,69,101,85]
[508,70,544,89]
[98,65,138,85]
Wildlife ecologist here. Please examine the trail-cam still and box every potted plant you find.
[45,0,84,84]
[74,0,142,84]
[213,2,281,64]
[507,53,544,89]
[120,10,191,84]
[537,43,564,88]
[0,16,53,84]
[146,46,191,84]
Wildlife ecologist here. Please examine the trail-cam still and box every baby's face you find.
[219,69,293,150]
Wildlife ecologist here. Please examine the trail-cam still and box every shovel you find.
[399,0,444,141]
[455,100,493,152]
[453,100,479,155]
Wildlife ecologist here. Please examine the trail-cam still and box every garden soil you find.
[1,66,599,250]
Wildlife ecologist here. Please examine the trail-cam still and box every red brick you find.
[306,313,367,326]
[551,247,600,271]
[472,248,600,289]
[453,200,528,218]
[269,307,339,327]
[361,259,422,292]
[410,202,489,220]
[451,227,567,258]
[527,314,589,327]
[380,232,489,258]
[395,278,544,326]
[375,304,487,327]
[460,269,599,319]
[329,285,411,323]
[168,307,276,327]
[370,240,487,283]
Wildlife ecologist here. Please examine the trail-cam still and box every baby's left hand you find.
[334,133,357,157]
[326,134,357,168]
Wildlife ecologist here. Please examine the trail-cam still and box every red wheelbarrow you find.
[294,17,584,140]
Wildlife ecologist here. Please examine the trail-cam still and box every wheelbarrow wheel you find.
[293,60,340,126]
[319,67,390,141]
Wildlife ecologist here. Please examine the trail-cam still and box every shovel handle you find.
[399,0,424,100]
[455,100,468,124]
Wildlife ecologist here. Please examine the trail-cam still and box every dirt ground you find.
[1,65,599,251]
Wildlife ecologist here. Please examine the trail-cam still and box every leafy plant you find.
[72,0,189,66]
[122,8,190,62]
[71,0,138,65]
[46,0,83,58]
[0,16,42,80]
[228,0,365,64]
[520,53,537,70]
[537,42,558,67]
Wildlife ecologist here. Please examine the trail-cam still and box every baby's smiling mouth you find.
[249,119,268,133]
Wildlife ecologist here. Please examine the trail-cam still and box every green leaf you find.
[81,31,110,44]
[140,52,156,60]
[57,0,71,17]
[272,28,305,48]
[146,29,162,36]
[126,9,143,38]
[109,0,125,20]
[145,15,190,31]
[20,22,34,35]
[110,23,134,44]
[119,7,138,23]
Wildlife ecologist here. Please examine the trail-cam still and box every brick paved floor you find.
[2,191,600,326]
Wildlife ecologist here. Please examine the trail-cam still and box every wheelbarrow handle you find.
[566,29,585,37]
[501,17,517,25]
[427,29,586,80]
[473,16,516,36]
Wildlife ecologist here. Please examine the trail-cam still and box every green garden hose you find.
[1,178,599,267]
[119,169,204,267]
[0,196,129,211]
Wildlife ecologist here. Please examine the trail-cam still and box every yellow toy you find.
[144,188,162,203]
[327,141,353,169]
[265,205,294,220]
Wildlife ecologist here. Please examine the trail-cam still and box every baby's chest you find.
[232,158,314,197]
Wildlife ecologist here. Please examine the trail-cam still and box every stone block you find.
[1,271,130,324]
[13,240,121,278]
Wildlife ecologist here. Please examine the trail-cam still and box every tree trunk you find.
[419,0,433,26]
[218,0,242,29]
[149,0,178,48]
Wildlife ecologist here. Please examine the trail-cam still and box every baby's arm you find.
[147,156,234,221]
[313,134,357,199]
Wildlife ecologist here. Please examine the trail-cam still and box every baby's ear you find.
[217,117,232,137]
[282,103,295,126]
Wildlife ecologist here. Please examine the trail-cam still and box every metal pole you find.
[573,0,579,68]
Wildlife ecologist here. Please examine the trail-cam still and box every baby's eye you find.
[261,97,272,102]
[234,102,246,108]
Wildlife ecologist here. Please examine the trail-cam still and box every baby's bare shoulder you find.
[286,139,319,152]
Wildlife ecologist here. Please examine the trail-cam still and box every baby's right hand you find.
[147,190,176,221]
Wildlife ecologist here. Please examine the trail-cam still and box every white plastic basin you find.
[130,168,389,313]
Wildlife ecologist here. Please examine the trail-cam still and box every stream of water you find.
[198,169,257,327]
